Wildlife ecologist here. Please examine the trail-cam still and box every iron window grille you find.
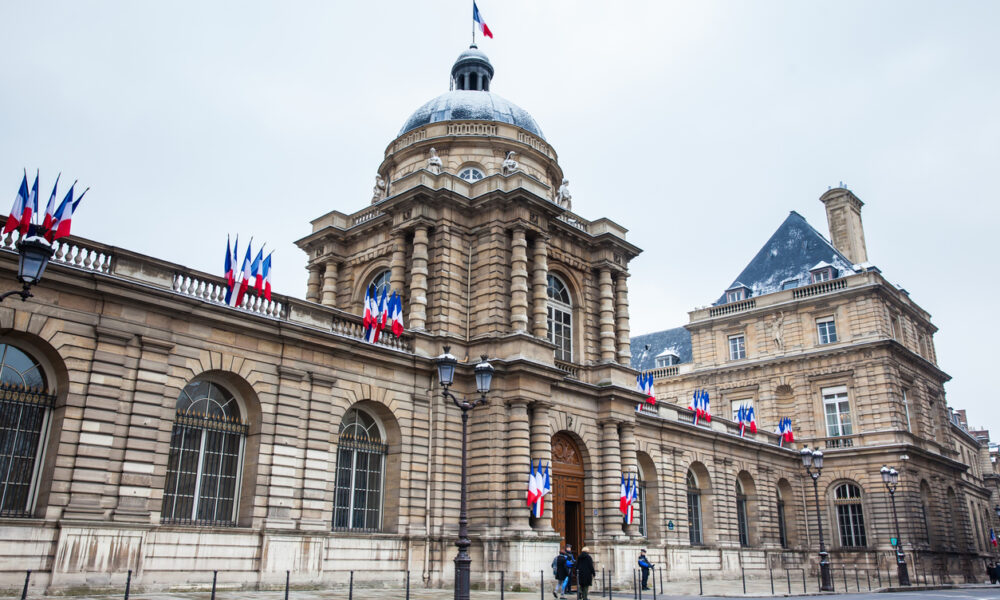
[736,482,750,547]
[776,492,788,549]
[333,409,386,532]
[834,483,868,548]
[0,382,55,518]
[687,472,703,545]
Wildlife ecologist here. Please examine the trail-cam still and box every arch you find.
[735,471,758,547]
[457,165,486,182]
[831,481,867,548]
[546,273,573,361]
[334,399,403,532]
[551,431,587,552]
[775,478,798,549]
[0,341,59,518]
[353,263,393,305]
[636,452,659,539]
[333,405,388,532]
[686,461,713,546]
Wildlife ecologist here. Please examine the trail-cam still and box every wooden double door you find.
[550,433,585,553]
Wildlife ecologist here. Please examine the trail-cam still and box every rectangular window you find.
[687,492,702,545]
[836,503,868,547]
[777,498,788,549]
[726,290,744,303]
[547,306,572,362]
[730,399,753,421]
[817,317,838,345]
[625,481,648,537]
[728,335,746,360]
[0,392,52,518]
[736,496,749,547]
[812,269,831,283]
[823,386,853,438]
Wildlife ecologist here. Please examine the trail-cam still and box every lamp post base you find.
[896,555,910,586]
[819,558,834,592]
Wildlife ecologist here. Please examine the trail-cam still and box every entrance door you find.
[551,433,585,552]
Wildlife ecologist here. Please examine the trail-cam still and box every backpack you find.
[551,555,559,577]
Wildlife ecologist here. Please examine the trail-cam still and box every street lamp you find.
[801,446,833,591]
[1,228,54,302]
[436,346,493,600]
[880,465,910,586]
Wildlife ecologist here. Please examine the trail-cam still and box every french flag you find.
[526,460,538,507]
[378,287,389,334]
[41,174,60,236]
[251,248,264,294]
[20,172,39,236]
[619,473,628,515]
[224,236,235,303]
[235,242,253,307]
[389,291,404,337]
[534,462,550,519]
[473,1,493,39]
[363,285,375,330]
[3,173,29,235]
[261,253,272,301]
[50,186,87,241]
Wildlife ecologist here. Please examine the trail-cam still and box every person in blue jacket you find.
[638,549,654,591]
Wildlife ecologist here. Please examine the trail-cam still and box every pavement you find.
[14,582,1000,600]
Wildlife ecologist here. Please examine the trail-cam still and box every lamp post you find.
[436,346,494,600]
[880,465,910,586]
[801,446,833,591]
[1,227,54,302]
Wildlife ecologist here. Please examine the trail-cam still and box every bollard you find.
[124,569,132,600]
[541,570,544,600]
[741,566,746,594]
[698,568,703,596]
[602,568,606,598]
[651,565,656,599]
[285,570,290,600]
[887,564,892,588]
[855,569,860,591]
[211,570,217,600]
[609,569,613,600]
[634,569,638,600]
[876,565,882,588]
[659,566,663,594]
[866,570,871,591]
[785,568,791,594]
[349,570,354,600]
[406,570,410,600]
[842,568,848,592]
[800,568,805,594]
[769,567,774,595]
[500,571,504,600]
[20,570,30,600]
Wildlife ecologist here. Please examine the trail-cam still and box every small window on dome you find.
[459,168,485,182]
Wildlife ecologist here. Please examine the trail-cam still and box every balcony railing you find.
[824,436,856,449]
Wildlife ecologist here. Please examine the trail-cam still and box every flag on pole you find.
[41,174,60,235]
[3,173,29,235]
[991,528,997,547]
[526,460,538,507]
[251,248,265,294]
[261,253,272,301]
[690,389,711,425]
[235,242,253,306]
[473,1,493,39]
[224,236,235,304]
[378,286,389,334]
[19,171,39,236]
[737,404,747,437]
[629,473,639,524]
[619,473,628,515]
[363,285,375,330]
[389,291,404,337]
[776,417,794,447]
[51,186,87,241]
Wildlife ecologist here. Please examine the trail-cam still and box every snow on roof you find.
[713,211,855,306]
[656,347,680,358]
[810,261,832,271]
[630,326,692,371]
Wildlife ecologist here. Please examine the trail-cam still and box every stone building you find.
[0,46,992,594]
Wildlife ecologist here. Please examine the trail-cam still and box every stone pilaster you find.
[306,265,322,302]
[619,422,639,537]
[614,273,631,365]
[600,419,624,538]
[599,268,616,362]
[506,398,532,531]
[265,366,307,529]
[529,401,554,530]
[321,260,339,307]
[390,231,407,298]
[510,228,529,333]
[531,236,549,339]
[409,225,429,330]
[301,371,336,530]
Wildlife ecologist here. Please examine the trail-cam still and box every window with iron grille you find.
[161,381,246,526]
[0,344,54,518]
[333,408,386,532]
[546,275,573,362]
[623,476,647,537]
[736,480,750,547]
[834,483,867,548]
[776,491,788,549]
[687,471,702,545]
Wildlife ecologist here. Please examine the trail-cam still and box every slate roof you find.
[630,326,692,371]
[713,211,855,305]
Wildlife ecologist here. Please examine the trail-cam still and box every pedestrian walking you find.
[577,546,596,600]
[637,549,654,591]
[553,545,574,599]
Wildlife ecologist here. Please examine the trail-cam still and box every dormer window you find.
[459,167,485,182]
[655,352,680,368]
[725,283,750,304]
[809,262,836,284]
[780,278,800,290]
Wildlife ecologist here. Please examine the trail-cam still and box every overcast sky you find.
[2,1,998,435]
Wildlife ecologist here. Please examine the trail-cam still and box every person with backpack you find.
[552,544,573,598]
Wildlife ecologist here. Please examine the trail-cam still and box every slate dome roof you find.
[397,46,545,140]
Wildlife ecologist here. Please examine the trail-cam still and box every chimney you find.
[820,187,868,264]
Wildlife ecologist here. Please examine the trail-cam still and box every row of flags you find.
[635,372,656,404]
[4,171,87,242]
[688,389,796,447]
[690,389,711,425]
[735,403,757,437]
[362,285,404,343]
[526,460,551,518]
[224,236,272,307]
[619,472,639,525]
[776,417,795,447]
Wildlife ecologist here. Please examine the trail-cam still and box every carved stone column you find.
[306,265,322,303]
[506,398,532,531]
[321,260,339,307]
[600,419,624,538]
[510,228,529,332]
[390,231,407,297]
[529,401,554,530]
[615,273,632,365]
[531,236,549,339]
[409,225,429,330]
[599,268,616,362]
[619,422,639,536]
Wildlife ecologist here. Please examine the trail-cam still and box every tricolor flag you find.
[473,1,493,39]
[527,461,539,507]
[775,417,794,447]
[19,172,39,236]
[261,253,272,301]
[224,236,235,304]
[619,473,628,515]
[636,372,656,404]
[389,291,404,337]
[629,473,639,524]
[50,186,87,241]
[991,528,997,547]
[690,389,711,425]
[235,242,253,307]
[3,173,29,235]
[363,285,375,330]
[532,461,550,518]
[378,286,389,334]
[251,248,265,294]
[41,174,60,235]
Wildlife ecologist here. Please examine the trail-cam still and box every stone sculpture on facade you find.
[501,151,518,176]
[427,148,443,175]
[770,311,785,351]
[371,174,387,204]
[555,178,572,210]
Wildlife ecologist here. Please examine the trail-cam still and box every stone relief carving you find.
[426,147,443,175]
[555,178,572,210]
[501,151,518,176]
[769,311,785,350]
[371,174,386,204]
[552,435,581,465]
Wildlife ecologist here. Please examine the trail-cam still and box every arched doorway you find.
[551,432,585,552]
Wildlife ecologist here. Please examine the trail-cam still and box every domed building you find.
[0,46,994,595]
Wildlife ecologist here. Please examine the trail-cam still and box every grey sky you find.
[2,2,997,434]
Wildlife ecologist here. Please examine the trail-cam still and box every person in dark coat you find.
[553,545,573,599]
[989,562,997,585]
[638,549,654,591]
[576,546,596,600]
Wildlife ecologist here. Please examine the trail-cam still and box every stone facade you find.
[0,47,995,595]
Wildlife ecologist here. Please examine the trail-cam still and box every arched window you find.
[458,167,485,182]
[624,473,647,537]
[0,343,55,518]
[736,480,750,547]
[687,471,702,545]
[334,407,387,531]
[834,483,867,548]
[161,380,246,526]
[919,480,933,545]
[546,274,572,362]
[369,269,391,300]
[776,489,788,549]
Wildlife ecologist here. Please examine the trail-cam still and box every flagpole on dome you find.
[471,0,475,45]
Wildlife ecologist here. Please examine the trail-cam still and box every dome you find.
[398,90,545,139]
[397,45,545,140]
